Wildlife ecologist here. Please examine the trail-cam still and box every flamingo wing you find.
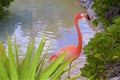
[49,54,57,62]
[49,45,78,61]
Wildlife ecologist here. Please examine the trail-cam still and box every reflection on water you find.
[0,0,95,55]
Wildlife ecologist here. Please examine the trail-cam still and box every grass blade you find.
[36,41,52,78]
[39,53,66,80]
[0,58,9,80]
[35,51,47,78]
[88,74,97,80]
[50,58,72,80]
[0,41,8,65]
[19,40,35,79]
[62,63,77,74]
[0,42,9,79]
[14,36,19,67]
[7,36,18,80]
[70,72,81,80]
[26,37,45,79]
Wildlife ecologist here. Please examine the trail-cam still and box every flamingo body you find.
[48,13,89,79]
[49,45,81,61]
[49,13,88,62]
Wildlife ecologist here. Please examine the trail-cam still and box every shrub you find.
[91,0,120,27]
[80,17,120,80]
[0,0,13,17]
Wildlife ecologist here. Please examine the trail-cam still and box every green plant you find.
[80,17,120,80]
[0,0,13,17]
[91,0,120,27]
[0,36,73,80]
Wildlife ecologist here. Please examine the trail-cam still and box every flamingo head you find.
[74,13,90,21]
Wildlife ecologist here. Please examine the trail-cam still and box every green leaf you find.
[39,53,67,80]
[7,36,18,80]
[88,74,97,80]
[14,36,19,67]
[19,40,35,79]
[26,37,45,79]
[70,73,81,80]
[50,58,72,80]
[36,41,52,78]
[0,58,9,80]
[0,42,9,79]
[0,36,78,80]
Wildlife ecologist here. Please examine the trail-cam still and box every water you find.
[0,0,95,56]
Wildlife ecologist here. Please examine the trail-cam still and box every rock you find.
[80,0,92,8]
[79,0,104,32]
[79,0,97,21]
[87,2,97,21]
[109,77,120,80]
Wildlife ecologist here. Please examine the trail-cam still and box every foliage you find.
[81,1,120,79]
[0,0,13,17]
[80,17,120,80]
[0,36,73,80]
[91,0,120,27]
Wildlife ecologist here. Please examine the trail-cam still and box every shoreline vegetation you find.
[77,0,120,80]
[0,0,14,18]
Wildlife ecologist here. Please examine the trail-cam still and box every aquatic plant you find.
[0,36,73,80]
[81,17,120,79]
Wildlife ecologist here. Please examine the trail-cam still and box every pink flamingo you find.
[49,13,89,79]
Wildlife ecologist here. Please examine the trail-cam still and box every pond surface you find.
[0,0,95,56]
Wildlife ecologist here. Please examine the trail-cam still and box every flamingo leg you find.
[68,62,72,79]
[59,77,61,80]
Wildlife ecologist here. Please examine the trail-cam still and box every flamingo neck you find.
[74,18,82,53]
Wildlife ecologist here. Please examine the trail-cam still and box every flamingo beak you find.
[82,13,90,20]
[87,15,90,20]
[75,13,90,21]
